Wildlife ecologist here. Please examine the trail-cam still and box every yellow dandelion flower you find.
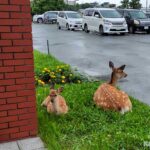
[78,80,81,83]
[70,74,73,77]
[57,66,59,69]
[62,80,65,83]
[59,69,62,72]
[61,76,65,79]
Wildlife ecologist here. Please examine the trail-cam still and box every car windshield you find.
[100,10,122,18]
[66,13,82,18]
[129,11,147,19]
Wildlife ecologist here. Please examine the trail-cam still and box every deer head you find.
[109,61,127,86]
[49,84,64,103]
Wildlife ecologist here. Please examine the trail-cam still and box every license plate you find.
[144,26,148,29]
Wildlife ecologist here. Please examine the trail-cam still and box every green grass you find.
[34,50,64,74]
[35,50,150,150]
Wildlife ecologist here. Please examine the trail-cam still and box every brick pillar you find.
[0,0,38,142]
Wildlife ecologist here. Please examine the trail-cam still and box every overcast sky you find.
[77,0,148,7]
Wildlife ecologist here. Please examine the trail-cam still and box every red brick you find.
[0,60,3,66]
[0,26,10,33]
[10,131,29,139]
[17,90,35,97]
[2,47,23,52]
[21,6,31,12]
[0,5,20,12]
[19,113,36,120]
[9,120,29,127]
[11,13,31,19]
[7,97,26,104]
[6,84,26,92]
[18,101,35,108]
[15,66,34,72]
[0,40,12,46]
[0,111,7,117]
[20,124,36,132]
[0,26,10,32]
[26,84,35,90]
[0,75,3,80]
[0,127,19,135]
[8,108,28,116]
[28,107,36,113]
[0,0,9,4]
[0,116,18,123]
[0,19,21,25]
[0,53,13,60]
[0,12,9,18]
[24,59,34,65]
[16,78,34,84]
[30,130,37,136]
[4,60,24,66]
[23,46,33,52]
[10,0,30,5]
[0,87,5,92]
[27,95,36,102]
[0,79,15,86]
[5,72,25,79]
[13,40,32,46]
[0,99,6,105]
[22,19,31,25]
[12,26,31,32]
[0,134,10,142]
[1,33,22,40]
[26,72,35,78]
[23,33,32,39]
[14,53,33,59]
[0,123,8,130]
[0,104,17,111]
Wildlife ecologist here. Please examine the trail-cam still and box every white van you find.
[82,8,128,35]
[57,11,82,30]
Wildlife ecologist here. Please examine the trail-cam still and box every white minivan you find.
[57,11,83,30]
[82,8,128,35]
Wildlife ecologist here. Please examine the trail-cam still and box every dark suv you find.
[117,9,150,34]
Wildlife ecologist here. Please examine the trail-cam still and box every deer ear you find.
[57,87,64,94]
[109,61,114,69]
[50,83,55,90]
[118,65,126,70]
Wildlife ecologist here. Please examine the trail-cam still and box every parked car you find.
[82,8,128,35]
[44,11,59,24]
[145,12,150,18]
[33,13,44,23]
[57,11,83,30]
[33,11,59,24]
[117,9,150,34]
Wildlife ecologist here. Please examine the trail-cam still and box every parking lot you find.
[32,23,150,105]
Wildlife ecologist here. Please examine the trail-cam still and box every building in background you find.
[64,0,78,5]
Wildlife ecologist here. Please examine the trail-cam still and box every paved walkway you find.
[0,137,46,150]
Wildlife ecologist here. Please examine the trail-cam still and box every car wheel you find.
[66,23,70,30]
[37,18,43,24]
[84,24,89,33]
[99,26,104,35]
[57,23,61,30]
[129,26,135,34]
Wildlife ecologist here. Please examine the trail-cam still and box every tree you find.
[130,0,142,9]
[121,0,130,8]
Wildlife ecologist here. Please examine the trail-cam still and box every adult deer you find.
[93,61,132,114]
[41,85,68,115]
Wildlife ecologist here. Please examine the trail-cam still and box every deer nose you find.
[124,74,128,78]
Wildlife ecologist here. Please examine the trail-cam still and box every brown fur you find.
[93,61,132,114]
[41,87,68,115]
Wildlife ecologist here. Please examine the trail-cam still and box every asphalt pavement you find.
[32,23,150,105]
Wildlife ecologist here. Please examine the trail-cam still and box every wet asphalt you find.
[32,23,150,105]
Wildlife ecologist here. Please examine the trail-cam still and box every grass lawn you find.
[34,50,150,150]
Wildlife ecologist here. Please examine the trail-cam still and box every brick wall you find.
[0,0,38,142]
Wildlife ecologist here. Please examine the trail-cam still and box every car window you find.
[94,11,101,18]
[100,10,122,18]
[129,11,147,19]
[59,12,64,18]
[88,10,94,16]
[66,13,81,18]
[124,11,130,18]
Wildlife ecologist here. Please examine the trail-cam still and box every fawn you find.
[93,61,132,114]
[41,85,68,115]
